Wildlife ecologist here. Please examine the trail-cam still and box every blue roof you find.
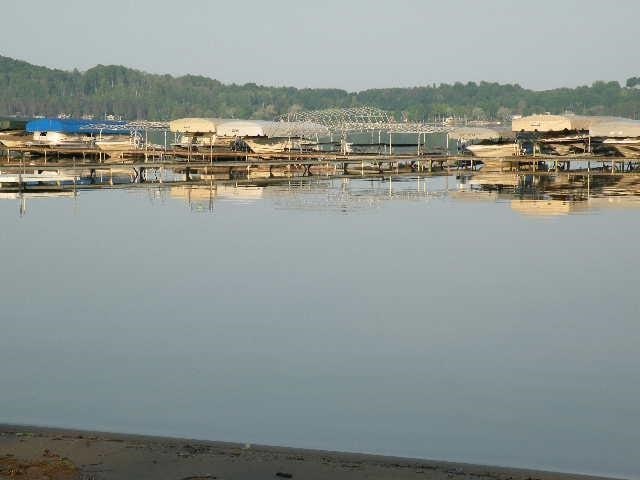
[26,118,129,134]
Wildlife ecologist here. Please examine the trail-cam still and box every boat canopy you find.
[589,119,640,138]
[169,117,328,138]
[26,118,128,134]
[512,114,620,133]
[169,117,225,133]
[448,126,513,142]
[216,120,328,138]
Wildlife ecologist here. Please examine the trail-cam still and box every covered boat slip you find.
[458,114,640,158]
[169,117,329,152]
[22,118,142,155]
[26,118,129,135]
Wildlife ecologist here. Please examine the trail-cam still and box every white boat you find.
[95,134,143,157]
[465,143,521,158]
[28,131,95,148]
[0,169,80,184]
[243,138,318,154]
[175,134,236,149]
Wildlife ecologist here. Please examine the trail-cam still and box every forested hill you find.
[1,54,639,121]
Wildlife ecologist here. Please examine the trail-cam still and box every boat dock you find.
[2,144,640,175]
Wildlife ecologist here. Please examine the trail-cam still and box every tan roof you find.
[512,114,619,133]
[448,127,505,142]
[169,118,226,133]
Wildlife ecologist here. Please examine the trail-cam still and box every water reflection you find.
[3,166,640,218]
[457,170,640,216]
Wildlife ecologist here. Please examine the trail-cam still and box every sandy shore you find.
[0,424,619,480]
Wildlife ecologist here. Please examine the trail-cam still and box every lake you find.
[1,172,639,479]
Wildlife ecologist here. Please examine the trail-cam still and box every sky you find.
[1,0,638,92]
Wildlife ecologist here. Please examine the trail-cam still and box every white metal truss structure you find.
[282,107,450,134]
[258,121,329,139]
[81,120,170,132]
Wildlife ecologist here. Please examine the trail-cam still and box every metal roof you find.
[589,118,640,137]
[26,118,128,134]
[512,114,622,133]
[169,118,225,133]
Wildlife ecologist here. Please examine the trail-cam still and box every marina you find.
[4,110,640,187]
[3,2,640,479]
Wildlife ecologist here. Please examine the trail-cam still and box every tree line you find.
[1,54,639,122]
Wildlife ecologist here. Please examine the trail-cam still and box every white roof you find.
[589,118,640,138]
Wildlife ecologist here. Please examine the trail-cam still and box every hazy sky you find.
[1,0,638,91]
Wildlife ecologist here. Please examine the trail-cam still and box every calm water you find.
[1,174,639,479]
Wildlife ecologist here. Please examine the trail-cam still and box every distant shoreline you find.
[0,423,625,480]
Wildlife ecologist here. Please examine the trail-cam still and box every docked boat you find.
[243,137,319,154]
[95,132,143,158]
[29,131,96,148]
[451,126,519,158]
[465,143,521,158]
